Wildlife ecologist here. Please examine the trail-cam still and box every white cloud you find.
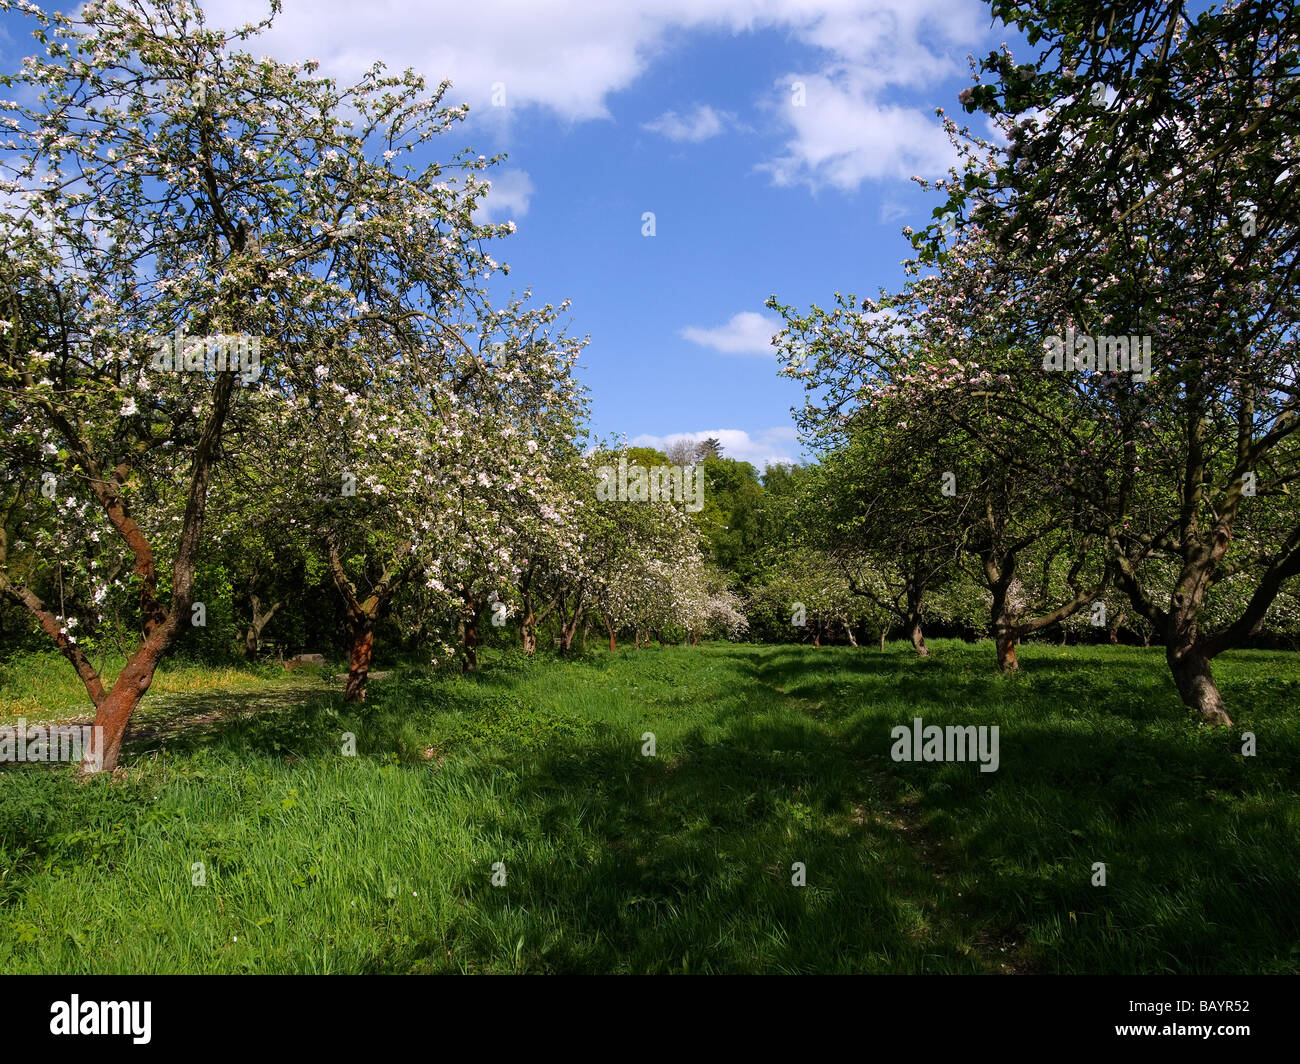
[759,71,959,190]
[631,427,801,468]
[472,169,534,223]
[202,1,987,187]
[681,311,781,356]
[204,0,733,122]
[758,0,984,190]
[642,104,732,142]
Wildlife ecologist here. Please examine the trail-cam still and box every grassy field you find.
[1,640,1298,974]
[0,650,308,724]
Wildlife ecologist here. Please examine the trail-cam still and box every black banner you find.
[0,974,1289,1051]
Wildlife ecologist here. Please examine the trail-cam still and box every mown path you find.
[749,654,1030,973]
[58,652,1016,972]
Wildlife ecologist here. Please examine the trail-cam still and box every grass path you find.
[757,661,1032,971]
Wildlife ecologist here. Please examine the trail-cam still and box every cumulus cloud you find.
[202,0,987,187]
[759,72,959,189]
[680,311,782,356]
[204,0,714,122]
[472,169,534,223]
[630,427,801,468]
[642,104,732,142]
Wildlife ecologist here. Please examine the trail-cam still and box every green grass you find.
[1,640,1298,974]
[0,650,311,724]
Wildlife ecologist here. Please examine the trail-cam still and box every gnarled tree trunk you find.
[1167,577,1233,725]
[909,617,929,657]
[905,576,930,656]
[995,627,1019,673]
[1167,643,1232,725]
[327,534,411,703]
[243,587,288,660]
[1108,611,1124,646]
[344,620,374,702]
[987,554,1021,673]
[985,543,1104,674]
[558,584,585,655]
[83,629,175,774]
[519,564,538,654]
[77,373,237,773]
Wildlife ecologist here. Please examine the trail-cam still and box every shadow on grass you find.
[393,722,986,974]
[399,646,1300,974]
[9,644,1296,974]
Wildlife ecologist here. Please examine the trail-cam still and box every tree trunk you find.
[81,642,165,774]
[879,626,887,651]
[519,566,538,655]
[605,615,617,651]
[75,371,238,775]
[1165,568,1233,724]
[1167,642,1232,725]
[909,616,929,657]
[995,623,1019,673]
[904,576,930,656]
[243,590,286,661]
[987,563,1020,673]
[243,608,281,660]
[843,620,857,647]
[559,605,582,654]
[326,535,411,703]
[344,620,374,702]
[1108,618,1122,645]
[462,594,480,673]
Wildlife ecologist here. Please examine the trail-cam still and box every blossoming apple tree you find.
[0,0,555,766]
[772,3,1298,719]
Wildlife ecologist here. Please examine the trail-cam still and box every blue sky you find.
[3,0,1022,466]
